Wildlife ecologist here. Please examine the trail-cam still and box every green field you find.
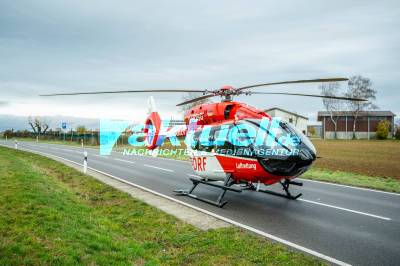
[0,146,321,265]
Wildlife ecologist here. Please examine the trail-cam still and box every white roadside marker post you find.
[83,151,88,174]
[152,149,159,157]
[5,136,7,141]
[81,139,83,147]
[14,140,18,149]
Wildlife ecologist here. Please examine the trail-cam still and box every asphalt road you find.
[2,140,400,266]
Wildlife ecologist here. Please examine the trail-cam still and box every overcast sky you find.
[0,0,399,130]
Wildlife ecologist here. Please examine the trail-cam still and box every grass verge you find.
[8,138,400,193]
[119,146,400,193]
[303,168,400,193]
[0,146,321,265]
[13,138,100,148]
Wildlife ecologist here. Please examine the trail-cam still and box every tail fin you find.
[144,96,161,150]
[146,96,157,115]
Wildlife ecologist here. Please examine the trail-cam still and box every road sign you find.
[62,122,67,129]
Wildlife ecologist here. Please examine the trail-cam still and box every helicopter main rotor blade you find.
[176,94,216,106]
[40,89,206,96]
[236,78,348,91]
[250,92,366,101]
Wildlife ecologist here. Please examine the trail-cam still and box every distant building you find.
[264,107,309,135]
[317,111,396,139]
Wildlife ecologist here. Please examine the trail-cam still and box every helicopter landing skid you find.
[245,179,303,200]
[174,173,241,208]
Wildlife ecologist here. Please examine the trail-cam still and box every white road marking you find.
[148,155,191,163]
[84,164,351,266]
[116,152,399,197]
[0,143,386,265]
[4,142,396,222]
[114,150,191,163]
[186,172,392,221]
[143,164,174,172]
[298,178,400,196]
[121,153,398,197]
[0,142,396,193]
[84,166,350,266]
[114,158,135,164]
[299,199,391,221]
[94,154,108,158]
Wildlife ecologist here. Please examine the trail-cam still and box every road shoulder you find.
[35,149,230,230]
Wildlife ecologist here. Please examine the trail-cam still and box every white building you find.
[264,107,309,135]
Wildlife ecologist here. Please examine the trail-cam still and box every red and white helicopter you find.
[42,78,365,207]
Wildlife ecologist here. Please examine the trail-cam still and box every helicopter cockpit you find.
[190,118,316,177]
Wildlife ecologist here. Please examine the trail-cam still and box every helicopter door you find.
[190,127,226,181]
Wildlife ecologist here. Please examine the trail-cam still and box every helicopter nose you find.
[299,145,316,162]
[295,144,316,169]
[258,143,316,177]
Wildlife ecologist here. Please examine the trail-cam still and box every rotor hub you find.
[219,85,234,91]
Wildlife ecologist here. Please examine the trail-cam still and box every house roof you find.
[317,110,396,121]
[264,107,309,120]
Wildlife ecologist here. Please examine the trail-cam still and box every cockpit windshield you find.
[189,117,316,160]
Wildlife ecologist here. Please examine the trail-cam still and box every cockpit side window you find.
[224,105,234,120]
[194,126,220,153]
[191,130,201,150]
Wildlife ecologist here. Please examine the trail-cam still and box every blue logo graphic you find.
[99,117,300,155]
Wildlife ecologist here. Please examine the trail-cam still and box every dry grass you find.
[312,140,400,179]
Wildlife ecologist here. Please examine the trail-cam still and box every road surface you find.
[1,140,400,266]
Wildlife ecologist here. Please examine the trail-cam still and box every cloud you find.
[0,0,399,124]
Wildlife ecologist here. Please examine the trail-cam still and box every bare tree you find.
[395,119,400,140]
[179,92,212,114]
[28,117,50,138]
[3,129,14,138]
[344,75,377,139]
[76,125,86,134]
[308,126,316,136]
[319,82,343,139]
